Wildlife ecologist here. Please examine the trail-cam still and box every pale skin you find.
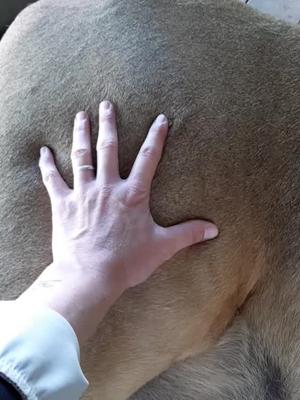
[17,100,219,346]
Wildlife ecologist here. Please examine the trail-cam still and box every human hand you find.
[41,100,218,288]
[18,101,218,344]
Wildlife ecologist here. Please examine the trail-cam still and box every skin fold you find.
[0,0,299,399]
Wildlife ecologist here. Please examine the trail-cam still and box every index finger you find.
[129,114,168,188]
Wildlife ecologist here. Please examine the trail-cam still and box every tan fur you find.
[0,0,299,399]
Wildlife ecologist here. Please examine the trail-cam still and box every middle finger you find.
[71,111,95,190]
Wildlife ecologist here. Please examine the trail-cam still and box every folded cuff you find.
[0,301,89,400]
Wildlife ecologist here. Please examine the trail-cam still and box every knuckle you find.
[190,226,204,244]
[54,196,74,216]
[71,148,89,160]
[99,184,113,197]
[76,126,87,136]
[150,123,166,137]
[43,169,58,183]
[76,120,88,132]
[100,110,114,123]
[97,140,117,151]
[141,145,159,159]
[189,230,198,244]
[124,182,148,206]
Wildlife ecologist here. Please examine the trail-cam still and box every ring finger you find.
[71,111,95,189]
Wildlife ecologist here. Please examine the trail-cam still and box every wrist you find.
[18,257,126,345]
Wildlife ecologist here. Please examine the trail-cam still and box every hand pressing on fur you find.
[18,100,218,345]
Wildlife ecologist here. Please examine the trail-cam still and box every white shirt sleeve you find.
[0,301,89,400]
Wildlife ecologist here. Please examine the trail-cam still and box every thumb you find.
[159,220,219,257]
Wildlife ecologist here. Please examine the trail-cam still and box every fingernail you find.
[203,225,219,240]
[156,114,167,124]
[40,147,48,156]
[76,111,88,121]
[101,100,111,110]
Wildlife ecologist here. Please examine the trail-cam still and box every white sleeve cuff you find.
[0,301,89,400]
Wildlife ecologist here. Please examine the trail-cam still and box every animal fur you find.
[0,0,35,38]
[0,0,299,399]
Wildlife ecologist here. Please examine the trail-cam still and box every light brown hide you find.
[0,1,299,399]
